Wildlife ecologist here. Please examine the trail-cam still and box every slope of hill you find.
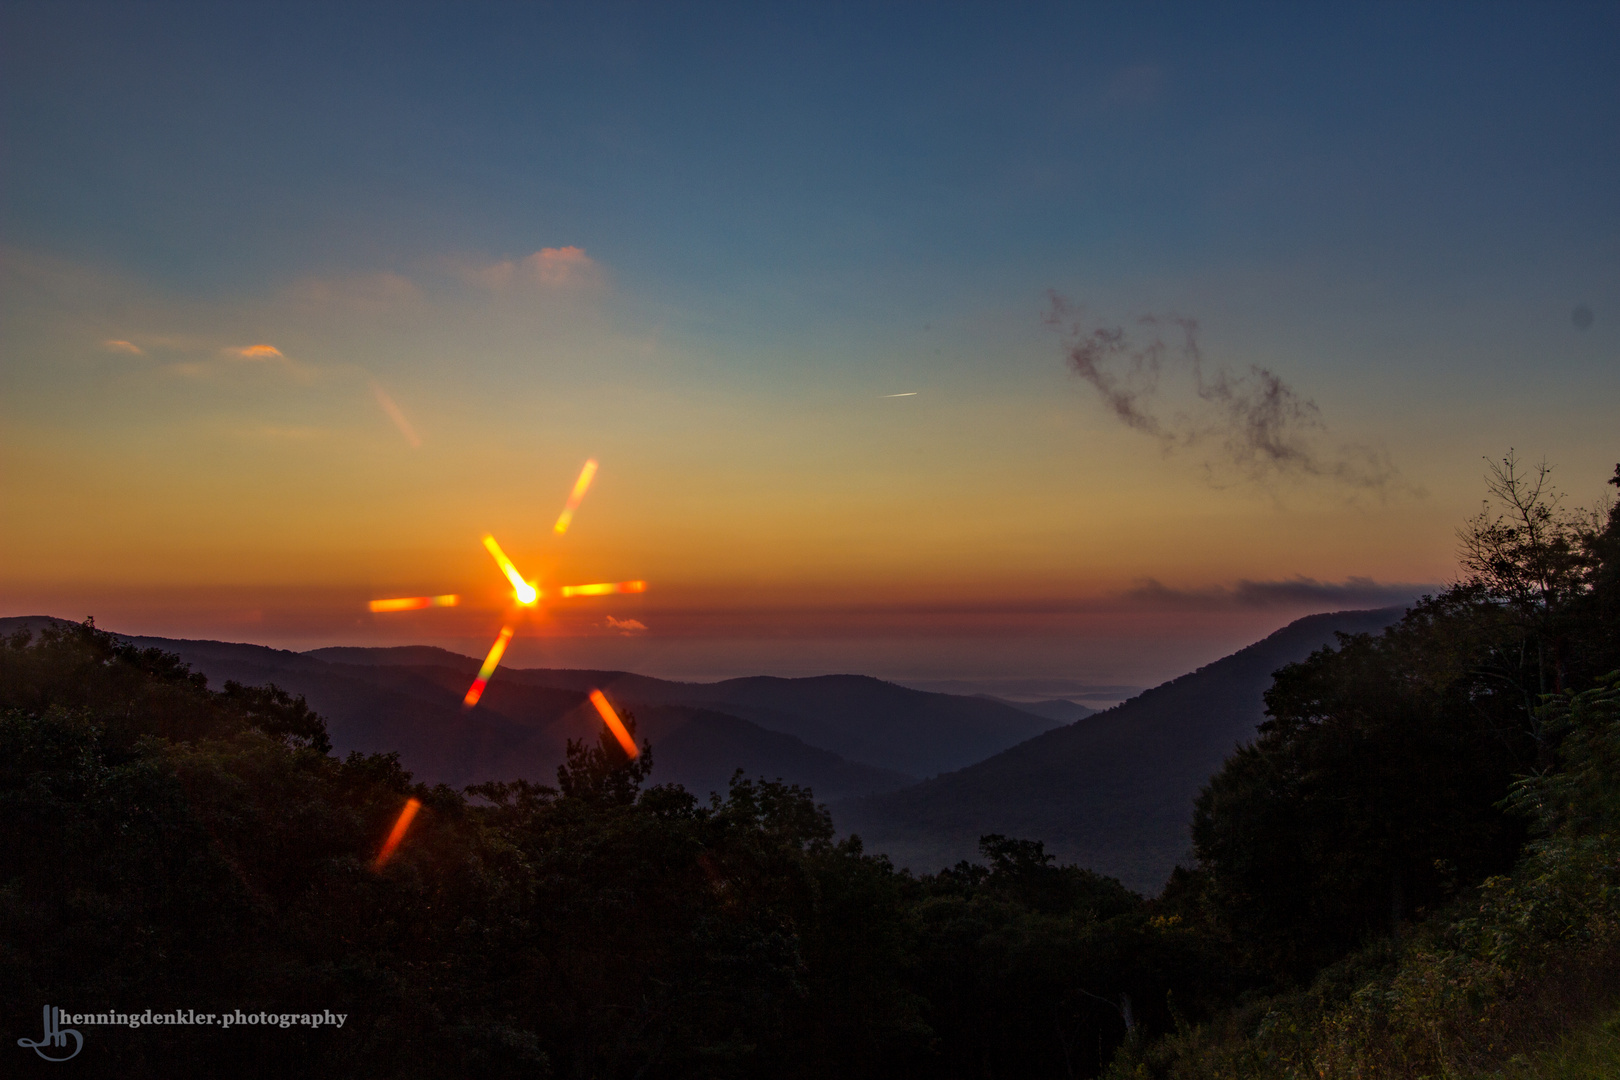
[976,696,1098,723]
[308,648,1062,776]
[831,607,1408,894]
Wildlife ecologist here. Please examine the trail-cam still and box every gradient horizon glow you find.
[2,3,1615,698]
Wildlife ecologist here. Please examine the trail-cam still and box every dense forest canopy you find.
[4,455,1617,1079]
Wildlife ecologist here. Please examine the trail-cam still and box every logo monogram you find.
[18,1006,83,1062]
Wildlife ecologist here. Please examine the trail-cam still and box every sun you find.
[367,458,645,716]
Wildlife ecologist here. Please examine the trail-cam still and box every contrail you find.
[882,392,918,397]
[370,380,422,448]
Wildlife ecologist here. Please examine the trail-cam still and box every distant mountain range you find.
[0,618,1061,800]
[830,607,1407,893]
[3,607,1406,891]
[304,645,1067,778]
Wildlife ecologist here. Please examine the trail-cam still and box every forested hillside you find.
[834,606,1405,892]
[1121,457,1620,1077]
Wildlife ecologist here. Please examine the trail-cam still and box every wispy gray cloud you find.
[1046,294,1403,494]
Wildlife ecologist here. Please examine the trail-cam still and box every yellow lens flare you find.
[558,580,647,598]
[360,463,648,711]
[373,797,422,870]
[553,458,598,535]
[368,594,460,613]
[482,535,539,605]
[589,689,640,759]
[463,625,515,707]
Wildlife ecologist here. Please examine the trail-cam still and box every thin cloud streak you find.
[1126,575,1432,611]
[369,381,422,448]
[225,344,285,359]
[615,577,1435,625]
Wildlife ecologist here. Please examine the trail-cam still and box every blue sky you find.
[10,3,1614,299]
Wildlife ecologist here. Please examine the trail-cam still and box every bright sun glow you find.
[367,461,646,707]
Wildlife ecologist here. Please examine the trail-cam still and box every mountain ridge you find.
[0,617,1041,796]
[832,606,1409,893]
[310,646,1063,778]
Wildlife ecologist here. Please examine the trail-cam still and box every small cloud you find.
[605,615,647,635]
[1125,576,1433,611]
[883,392,918,397]
[103,339,143,354]
[370,380,422,448]
[219,342,317,382]
[457,246,602,290]
[526,246,594,285]
[225,344,284,360]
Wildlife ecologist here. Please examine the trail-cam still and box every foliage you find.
[1116,469,1620,1080]
[1191,460,1620,980]
[2,619,1207,1079]
[1110,677,1620,1080]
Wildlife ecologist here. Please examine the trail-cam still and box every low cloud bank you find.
[1127,575,1433,611]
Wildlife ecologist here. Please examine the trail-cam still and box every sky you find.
[2,1,1616,699]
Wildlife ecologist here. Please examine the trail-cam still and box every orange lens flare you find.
[481,535,538,604]
[559,580,647,598]
[373,797,422,869]
[553,458,599,535]
[463,625,515,707]
[589,689,640,759]
[368,594,460,613]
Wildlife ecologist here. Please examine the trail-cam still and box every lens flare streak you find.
[553,458,598,535]
[559,580,647,598]
[589,690,640,759]
[482,535,538,604]
[374,797,422,869]
[368,594,460,613]
[463,625,515,706]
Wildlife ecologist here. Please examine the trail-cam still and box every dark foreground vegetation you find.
[4,455,1618,1079]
